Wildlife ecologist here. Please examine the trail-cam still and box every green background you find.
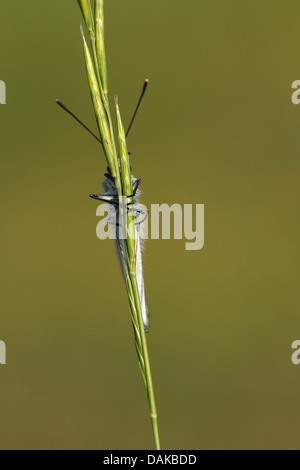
[0,0,299,450]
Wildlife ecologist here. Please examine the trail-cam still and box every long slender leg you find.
[90,193,119,204]
[126,178,141,199]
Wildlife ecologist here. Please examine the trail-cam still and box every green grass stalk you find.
[76,0,160,450]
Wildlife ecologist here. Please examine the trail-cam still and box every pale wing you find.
[135,221,149,332]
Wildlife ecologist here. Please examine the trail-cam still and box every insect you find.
[56,80,150,331]
[90,165,149,331]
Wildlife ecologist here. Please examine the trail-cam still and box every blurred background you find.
[0,0,299,450]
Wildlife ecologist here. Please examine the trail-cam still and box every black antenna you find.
[125,79,149,137]
[55,99,102,144]
[56,79,149,144]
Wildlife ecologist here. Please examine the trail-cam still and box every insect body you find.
[56,80,150,331]
[90,166,149,332]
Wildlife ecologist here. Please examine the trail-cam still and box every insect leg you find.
[90,193,119,205]
[128,207,149,225]
[126,178,141,199]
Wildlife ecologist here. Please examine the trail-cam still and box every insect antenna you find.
[125,79,149,138]
[56,78,148,143]
[55,99,102,144]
